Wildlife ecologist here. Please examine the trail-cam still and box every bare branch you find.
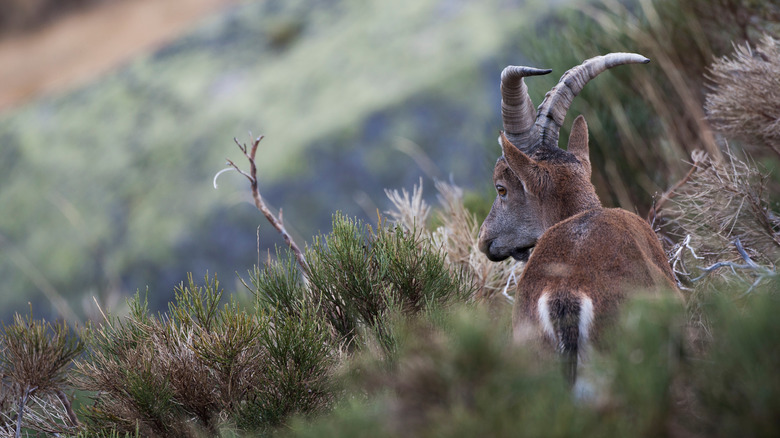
[16,385,36,438]
[691,238,776,293]
[225,159,254,183]
[218,135,308,282]
[55,390,79,428]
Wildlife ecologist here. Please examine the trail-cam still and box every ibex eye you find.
[496,185,507,197]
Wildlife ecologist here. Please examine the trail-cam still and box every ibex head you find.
[478,53,650,262]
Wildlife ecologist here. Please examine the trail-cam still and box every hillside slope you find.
[0,0,563,320]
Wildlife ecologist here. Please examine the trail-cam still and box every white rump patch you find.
[578,295,594,358]
[537,293,556,343]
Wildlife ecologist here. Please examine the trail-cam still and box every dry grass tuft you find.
[384,178,431,235]
[385,180,521,303]
[706,35,780,158]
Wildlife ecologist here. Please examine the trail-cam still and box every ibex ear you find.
[567,115,591,172]
[500,132,546,193]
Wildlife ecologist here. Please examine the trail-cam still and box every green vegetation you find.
[304,213,473,352]
[69,273,332,436]
[1,211,477,436]
[286,281,780,438]
[3,272,778,436]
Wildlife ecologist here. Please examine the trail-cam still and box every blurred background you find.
[0,0,776,323]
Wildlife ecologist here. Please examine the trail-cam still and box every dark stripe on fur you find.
[549,295,580,385]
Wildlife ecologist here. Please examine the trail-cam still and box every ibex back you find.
[477,53,681,385]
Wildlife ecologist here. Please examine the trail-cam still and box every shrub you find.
[689,279,780,438]
[249,213,475,354]
[72,274,333,436]
[658,35,779,315]
[0,312,83,436]
[60,207,478,436]
[663,151,778,284]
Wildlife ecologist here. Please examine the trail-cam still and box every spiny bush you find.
[663,151,778,282]
[658,35,779,314]
[706,35,780,159]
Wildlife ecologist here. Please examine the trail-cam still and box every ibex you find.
[478,53,681,385]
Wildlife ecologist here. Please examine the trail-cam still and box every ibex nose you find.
[478,235,493,256]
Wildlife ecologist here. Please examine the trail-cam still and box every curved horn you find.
[501,66,552,151]
[535,53,650,149]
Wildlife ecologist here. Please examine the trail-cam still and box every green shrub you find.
[303,213,473,353]
[72,274,333,437]
[285,282,780,438]
[236,305,333,432]
[688,279,780,438]
[246,249,310,322]
[385,180,522,304]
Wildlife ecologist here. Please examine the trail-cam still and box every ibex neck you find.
[556,192,602,224]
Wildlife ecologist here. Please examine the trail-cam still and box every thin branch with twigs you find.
[215,135,309,281]
[691,238,776,295]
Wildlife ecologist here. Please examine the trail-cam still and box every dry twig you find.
[216,135,308,281]
[691,238,776,295]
